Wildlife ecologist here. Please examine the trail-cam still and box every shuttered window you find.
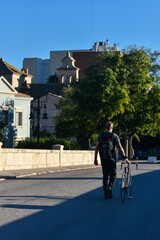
[15,112,23,126]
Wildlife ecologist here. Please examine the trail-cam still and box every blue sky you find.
[1,0,160,70]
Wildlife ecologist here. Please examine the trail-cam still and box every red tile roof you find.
[15,92,32,98]
[0,58,32,77]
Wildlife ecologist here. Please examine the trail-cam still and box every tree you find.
[54,52,129,149]
[47,74,58,83]
[112,47,160,158]
[54,47,160,154]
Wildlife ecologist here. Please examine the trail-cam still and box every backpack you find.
[99,132,114,160]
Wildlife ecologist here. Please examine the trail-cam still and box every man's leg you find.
[101,159,112,198]
[101,160,116,199]
[109,160,116,189]
[101,159,109,195]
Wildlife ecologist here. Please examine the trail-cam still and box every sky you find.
[1,0,160,70]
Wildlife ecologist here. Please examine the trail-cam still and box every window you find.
[62,75,67,83]
[15,111,23,126]
[69,75,72,83]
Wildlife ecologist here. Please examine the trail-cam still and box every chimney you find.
[21,67,28,74]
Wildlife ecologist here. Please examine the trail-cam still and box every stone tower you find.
[57,51,79,83]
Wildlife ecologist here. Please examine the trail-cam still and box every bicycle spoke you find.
[120,164,133,202]
[121,175,126,202]
[128,175,132,199]
[121,187,125,202]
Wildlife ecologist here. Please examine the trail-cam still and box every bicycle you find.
[120,160,132,202]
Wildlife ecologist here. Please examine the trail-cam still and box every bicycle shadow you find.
[0,170,160,240]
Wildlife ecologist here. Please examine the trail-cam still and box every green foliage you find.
[114,47,160,136]
[111,46,160,158]
[39,129,53,138]
[90,133,99,146]
[47,74,58,83]
[54,52,130,147]
[54,46,160,153]
[16,137,80,150]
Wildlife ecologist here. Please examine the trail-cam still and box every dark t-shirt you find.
[97,131,120,160]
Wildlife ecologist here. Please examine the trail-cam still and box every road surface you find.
[0,163,160,240]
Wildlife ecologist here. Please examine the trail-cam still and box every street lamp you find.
[29,97,48,144]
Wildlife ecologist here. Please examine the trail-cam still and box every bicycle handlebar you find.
[120,160,138,170]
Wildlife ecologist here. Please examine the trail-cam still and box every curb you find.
[16,165,101,178]
[0,161,140,181]
[0,165,101,181]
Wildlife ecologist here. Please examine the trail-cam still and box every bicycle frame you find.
[120,160,132,202]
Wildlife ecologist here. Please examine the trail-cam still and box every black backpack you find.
[99,132,114,160]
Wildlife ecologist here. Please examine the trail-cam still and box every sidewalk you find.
[0,164,99,181]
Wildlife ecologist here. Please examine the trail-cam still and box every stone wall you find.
[0,144,97,171]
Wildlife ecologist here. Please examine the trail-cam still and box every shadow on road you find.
[0,170,160,240]
[0,176,102,180]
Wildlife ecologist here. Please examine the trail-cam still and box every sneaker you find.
[105,185,110,193]
[104,192,108,199]
[104,189,112,199]
[107,190,112,199]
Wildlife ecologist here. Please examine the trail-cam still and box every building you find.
[19,83,65,99]
[23,40,119,83]
[57,51,80,83]
[72,51,101,80]
[0,58,33,90]
[23,58,50,84]
[19,82,66,137]
[0,76,33,148]
[49,49,91,78]
[30,93,63,137]
[20,40,120,137]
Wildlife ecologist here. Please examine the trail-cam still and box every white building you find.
[0,76,33,148]
[30,93,63,137]
[23,40,119,84]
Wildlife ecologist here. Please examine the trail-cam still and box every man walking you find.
[94,121,128,199]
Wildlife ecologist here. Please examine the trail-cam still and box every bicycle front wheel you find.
[121,175,127,202]
[128,173,132,199]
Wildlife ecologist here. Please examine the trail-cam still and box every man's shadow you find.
[0,170,160,240]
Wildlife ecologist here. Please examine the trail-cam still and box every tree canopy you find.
[54,46,160,154]
[54,51,129,148]
[112,47,160,157]
[47,74,58,83]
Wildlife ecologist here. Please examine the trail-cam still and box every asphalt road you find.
[0,163,160,240]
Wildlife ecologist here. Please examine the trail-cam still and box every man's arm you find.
[94,141,100,165]
[117,142,126,157]
[117,142,130,163]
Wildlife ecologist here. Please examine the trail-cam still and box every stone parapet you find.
[0,146,99,171]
